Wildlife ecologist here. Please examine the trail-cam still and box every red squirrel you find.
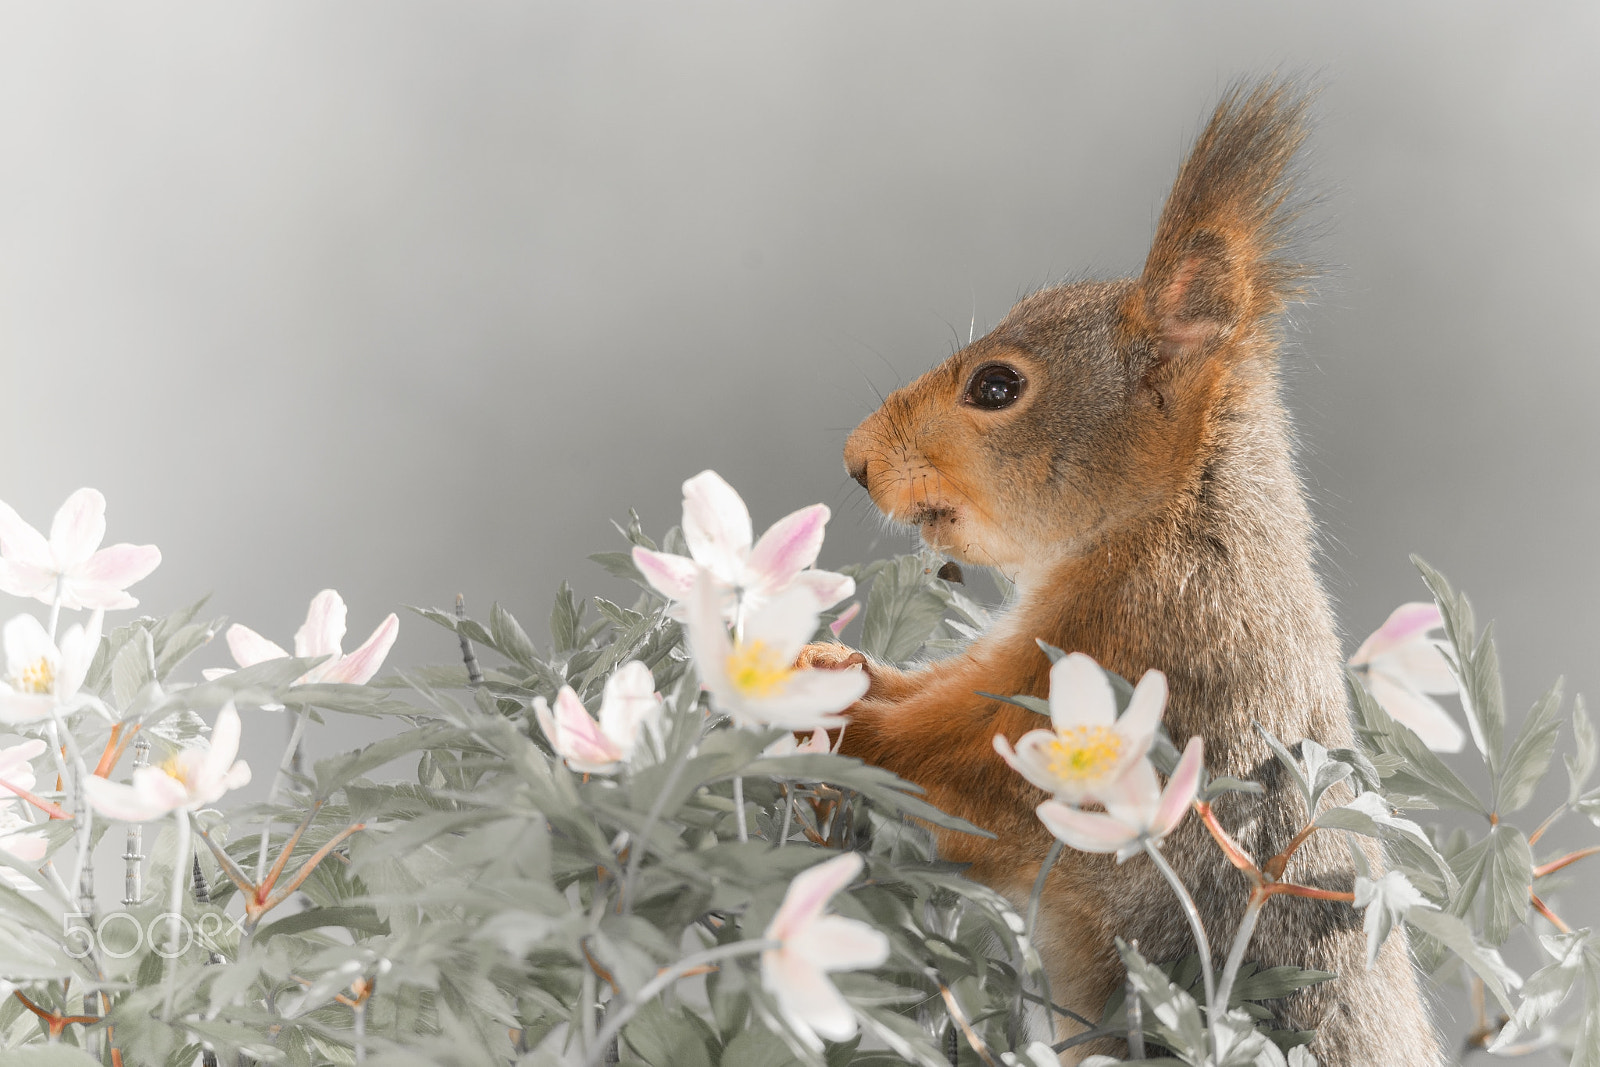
[800,81,1441,1065]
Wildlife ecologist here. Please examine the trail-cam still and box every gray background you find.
[0,3,1595,1051]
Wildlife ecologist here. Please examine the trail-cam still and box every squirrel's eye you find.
[965,364,1025,410]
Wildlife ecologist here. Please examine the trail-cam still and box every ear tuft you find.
[1134,79,1314,365]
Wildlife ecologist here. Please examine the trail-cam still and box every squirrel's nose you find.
[846,457,869,489]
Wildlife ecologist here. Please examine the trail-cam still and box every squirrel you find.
[799,80,1442,1066]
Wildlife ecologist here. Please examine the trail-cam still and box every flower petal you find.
[0,499,51,568]
[741,669,864,729]
[295,590,348,659]
[1036,800,1138,854]
[746,505,829,595]
[828,601,861,638]
[3,614,54,674]
[597,661,660,757]
[631,547,698,602]
[741,585,823,664]
[320,613,399,685]
[1047,653,1117,731]
[1373,640,1457,696]
[762,950,848,1046]
[69,544,162,608]
[1151,737,1204,839]
[85,770,186,822]
[680,470,753,584]
[226,624,290,669]
[204,703,244,782]
[1099,757,1163,827]
[765,851,863,942]
[995,730,1074,797]
[793,569,856,613]
[0,692,56,725]
[1113,669,1168,766]
[686,570,735,702]
[1350,602,1443,667]
[1367,673,1467,753]
[794,914,891,972]
[54,610,102,702]
[49,489,107,567]
[0,561,59,603]
[549,686,624,772]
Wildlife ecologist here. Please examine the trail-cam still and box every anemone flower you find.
[993,652,1166,805]
[1035,736,1204,862]
[0,738,47,794]
[0,612,102,725]
[84,702,252,821]
[1349,602,1464,753]
[761,851,890,1047]
[0,489,161,611]
[533,661,662,774]
[0,806,46,891]
[687,572,867,730]
[632,470,853,624]
[204,589,399,688]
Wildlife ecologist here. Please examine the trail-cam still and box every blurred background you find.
[0,2,1596,1047]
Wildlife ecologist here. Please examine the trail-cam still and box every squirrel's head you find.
[844,80,1313,584]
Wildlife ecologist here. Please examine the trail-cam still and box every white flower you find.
[0,488,161,610]
[761,852,890,1047]
[84,702,252,821]
[1350,602,1464,753]
[0,738,48,795]
[203,589,399,688]
[763,729,832,758]
[993,652,1166,805]
[0,612,102,725]
[0,806,46,892]
[632,471,854,624]
[1035,736,1204,862]
[687,572,867,730]
[533,661,663,774]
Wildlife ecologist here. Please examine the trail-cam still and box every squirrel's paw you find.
[794,642,869,673]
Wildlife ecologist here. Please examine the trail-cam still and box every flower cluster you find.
[995,651,1202,860]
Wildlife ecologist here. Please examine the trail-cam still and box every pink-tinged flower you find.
[0,612,102,724]
[763,728,832,758]
[828,602,861,639]
[993,652,1166,805]
[0,738,48,795]
[203,589,399,688]
[688,572,867,730]
[761,851,890,1047]
[1035,736,1204,862]
[0,489,161,611]
[1350,602,1464,753]
[533,661,663,774]
[84,703,251,821]
[0,806,47,891]
[632,471,854,623]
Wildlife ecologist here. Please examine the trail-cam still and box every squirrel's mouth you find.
[910,502,959,536]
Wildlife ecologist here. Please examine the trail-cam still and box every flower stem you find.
[1533,845,1600,879]
[620,734,693,914]
[1215,893,1266,1014]
[163,809,192,1018]
[733,776,748,842]
[1142,839,1216,1059]
[586,940,778,1065]
[777,783,792,848]
[257,704,310,884]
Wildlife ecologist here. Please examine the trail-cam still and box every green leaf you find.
[1568,694,1596,805]
[718,1028,804,1067]
[550,581,584,653]
[1403,907,1520,1014]
[254,905,389,943]
[1413,556,1503,773]
[590,550,647,585]
[1489,929,1589,1051]
[1315,793,1458,898]
[1347,668,1482,813]
[490,602,541,672]
[1225,965,1334,1006]
[1498,679,1564,814]
[1450,824,1532,944]
[1,1049,103,1066]
[1117,937,1206,1057]
[1353,871,1432,966]
[859,555,947,665]
[1255,724,1311,809]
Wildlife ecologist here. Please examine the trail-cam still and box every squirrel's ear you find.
[1126,80,1313,366]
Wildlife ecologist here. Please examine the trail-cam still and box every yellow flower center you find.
[1044,726,1123,784]
[16,656,54,695]
[725,639,791,698]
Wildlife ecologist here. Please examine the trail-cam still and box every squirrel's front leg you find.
[793,641,921,704]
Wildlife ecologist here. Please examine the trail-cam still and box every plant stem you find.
[257,704,310,884]
[1026,839,1064,939]
[163,809,192,1018]
[733,776,747,842]
[586,940,778,1065]
[1142,839,1216,1060]
[1215,894,1266,1014]
[1533,845,1600,878]
[620,739,692,914]
[777,783,792,847]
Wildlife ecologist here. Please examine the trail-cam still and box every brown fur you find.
[804,81,1442,1065]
